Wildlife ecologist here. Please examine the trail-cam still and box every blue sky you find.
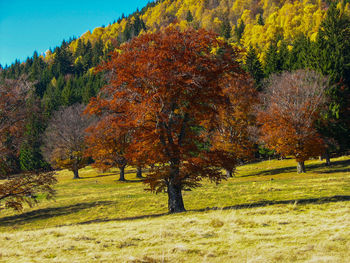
[0,0,150,66]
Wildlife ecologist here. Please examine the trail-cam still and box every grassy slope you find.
[0,156,350,262]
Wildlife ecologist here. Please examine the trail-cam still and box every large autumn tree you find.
[86,26,254,213]
[0,78,56,211]
[258,70,328,173]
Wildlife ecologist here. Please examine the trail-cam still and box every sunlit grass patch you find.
[0,156,349,262]
[1,201,349,262]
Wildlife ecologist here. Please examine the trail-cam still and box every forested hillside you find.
[0,0,349,183]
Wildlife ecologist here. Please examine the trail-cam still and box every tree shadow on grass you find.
[0,201,113,227]
[307,159,350,174]
[74,195,350,226]
[113,179,145,183]
[85,168,150,179]
[241,158,350,177]
[242,165,297,177]
[192,195,350,212]
[2,195,349,228]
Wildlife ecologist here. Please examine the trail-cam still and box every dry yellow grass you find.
[1,201,349,262]
[0,156,350,262]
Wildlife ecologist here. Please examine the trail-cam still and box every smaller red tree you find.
[84,116,130,181]
[258,70,328,173]
[213,77,257,177]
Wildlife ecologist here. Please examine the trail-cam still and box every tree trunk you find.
[167,163,186,213]
[225,168,233,178]
[324,151,331,166]
[136,166,143,178]
[73,166,80,179]
[297,161,306,173]
[167,181,186,213]
[119,165,126,181]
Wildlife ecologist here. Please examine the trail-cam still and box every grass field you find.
[1,156,350,262]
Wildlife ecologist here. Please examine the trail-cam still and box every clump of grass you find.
[210,218,224,228]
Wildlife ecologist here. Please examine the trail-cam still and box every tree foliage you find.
[0,171,56,211]
[258,70,328,173]
[0,78,56,210]
[244,46,265,89]
[86,26,254,212]
[212,76,257,177]
[85,116,130,181]
[0,77,33,175]
[42,104,92,179]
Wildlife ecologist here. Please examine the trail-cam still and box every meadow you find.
[0,156,349,262]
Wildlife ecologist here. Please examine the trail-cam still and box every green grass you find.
[0,156,350,262]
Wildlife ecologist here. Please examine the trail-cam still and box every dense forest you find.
[0,0,349,211]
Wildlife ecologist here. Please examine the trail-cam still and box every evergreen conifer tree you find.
[221,18,232,40]
[277,40,290,71]
[289,34,313,70]
[234,20,244,42]
[245,46,265,89]
[257,13,264,25]
[314,3,350,152]
[19,96,48,171]
[264,42,279,76]
[186,10,194,22]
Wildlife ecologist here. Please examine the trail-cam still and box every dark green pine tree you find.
[82,75,96,104]
[19,96,48,171]
[51,43,74,77]
[6,60,22,79]
[133,15,146,37]
[264,42,279,76]
[257,13,264,25]
[103,41,115,61]
[29,51,41,81]
[93,73,104,95]
[81,40,93,71]
[244,46,265,90]
[122,20,132,42]
[35,64,52,97]
[316,3,350,89]
[140,18,146,31]
[42,79,63,117]
[234,20,245,42]
[314,3,350,152]
[288,33,313,70]
[92,39,104,66]
[75,39,85,58]
[277,40,290,71]
[186,10,194,22]
[74,57,84,76]
[56,75,65,91]
[23,57,33,75]
[221,17,232,40]
[62,78,78,106]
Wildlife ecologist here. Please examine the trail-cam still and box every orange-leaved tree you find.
[258,70,328,173]
[212,76,258,177]
[86,26,253,213]
[85,115,130,181]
